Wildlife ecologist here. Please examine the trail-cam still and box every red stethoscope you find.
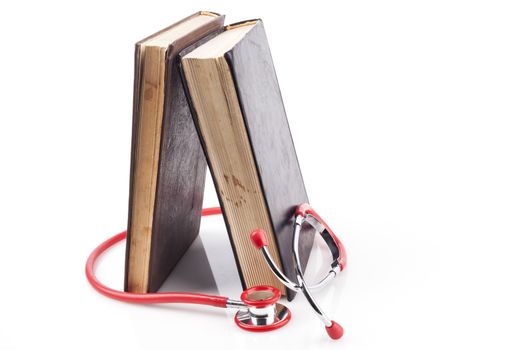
[86,204,347,340]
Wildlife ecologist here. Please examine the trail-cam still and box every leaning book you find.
[125,12,224,293]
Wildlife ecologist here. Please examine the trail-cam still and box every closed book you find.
[125,12,225,293]
[180,19,315,300]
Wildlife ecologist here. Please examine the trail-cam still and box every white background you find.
[0,1,524,349]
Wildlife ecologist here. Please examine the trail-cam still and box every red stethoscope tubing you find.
[85,206,229,308]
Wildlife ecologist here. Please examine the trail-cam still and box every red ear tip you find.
[250,229,269,249]
[325,321,344,340]
[294,203,312,217]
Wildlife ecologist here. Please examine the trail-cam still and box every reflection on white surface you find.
[158,236,219,295]
[198,214,245,298]
[156,213,245,298]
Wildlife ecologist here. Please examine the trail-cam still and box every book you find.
[125,11,225,293]
[180,19,315,300]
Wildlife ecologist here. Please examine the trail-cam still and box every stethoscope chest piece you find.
[233,286,291,332]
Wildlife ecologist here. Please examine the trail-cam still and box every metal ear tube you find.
[250,204,346,340]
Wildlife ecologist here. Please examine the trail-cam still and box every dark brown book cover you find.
[125,12,225,293]
[180,20,315,300]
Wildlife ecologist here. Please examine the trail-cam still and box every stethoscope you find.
[86,204,346,340]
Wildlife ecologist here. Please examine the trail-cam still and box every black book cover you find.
[180,20,315,300]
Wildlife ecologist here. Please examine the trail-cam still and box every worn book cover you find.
[180,19,315,300]
[125,12,225,293]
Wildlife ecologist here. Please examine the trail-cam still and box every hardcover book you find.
[125,12,225,293]
[180,19,315,300]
